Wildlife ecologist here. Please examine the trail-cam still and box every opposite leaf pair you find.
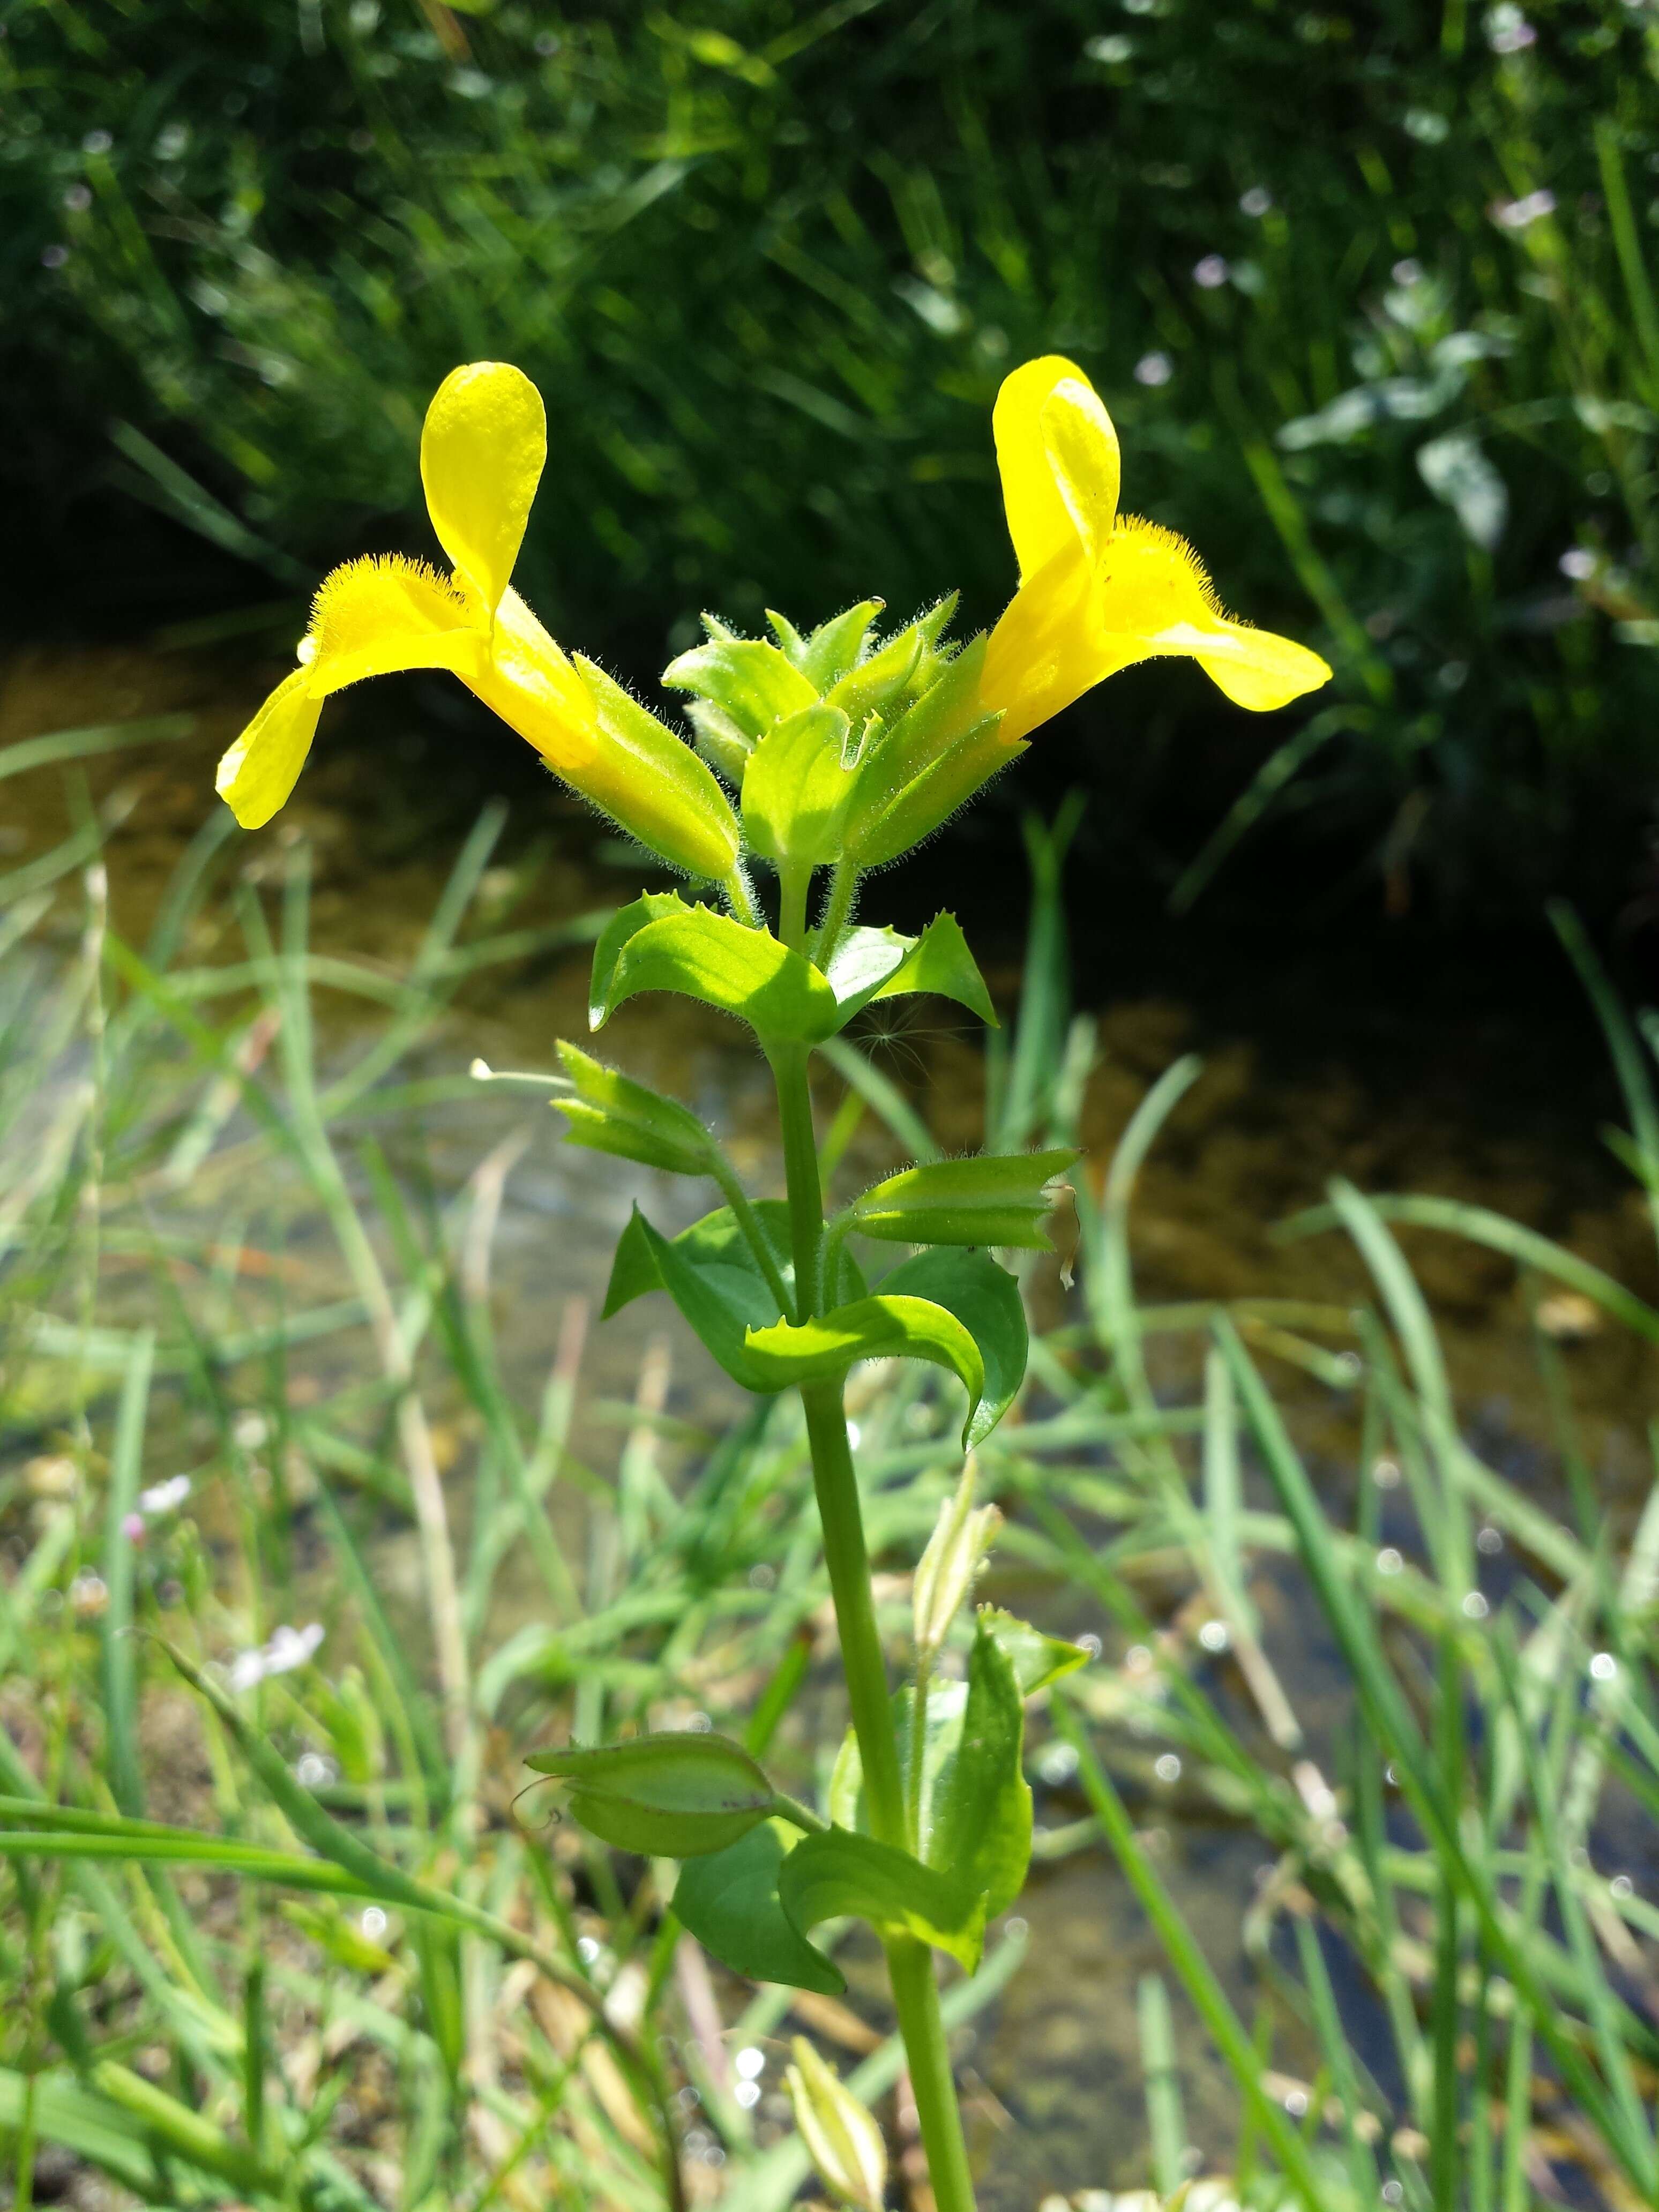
[528,1606,1087,1996]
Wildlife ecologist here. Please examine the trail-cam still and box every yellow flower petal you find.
[1098,517,1332,709]
[981,542,1120,743]
[215,669,323,830]
[981,518,1332,739]
[993,355,1120,582]
[420,362,546,614]
[307,555,483,696]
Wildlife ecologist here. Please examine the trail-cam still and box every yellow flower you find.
[215,363,739,883]
[980,356,1332,742]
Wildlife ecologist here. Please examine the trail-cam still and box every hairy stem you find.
[812,858,860,967]
[723,865,761,929]
[778,861,812,954]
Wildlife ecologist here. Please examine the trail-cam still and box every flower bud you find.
[914,1461,1002,1656]
[784,2037,887,2212]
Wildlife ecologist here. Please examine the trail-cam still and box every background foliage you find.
[6,0,1659,913]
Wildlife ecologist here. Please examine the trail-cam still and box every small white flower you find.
[138,1474,192,1517]
[1491,189,1556,230]
[1486,2,1536,48]
[1590,1650,1618,1682]
[1560,547,1597,580]
[229,1621,324,1691]
[1154,1753,1183,1783]
[1134,352,1173,386]
[1239,187,1273,217]
[1193,254,1230,289]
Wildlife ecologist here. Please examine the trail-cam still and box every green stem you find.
[773,1048,824,1321]
[886,1934,978,2212]
[798,1380,907,1841]
[776,1052,977,2212]
[723,866,762,929]
[711,1155,793,1318]
[812,858,860,966]
[778,862,812,955]
[907,1649,931,1852]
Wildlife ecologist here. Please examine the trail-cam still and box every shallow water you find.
[6,640,1658,2202]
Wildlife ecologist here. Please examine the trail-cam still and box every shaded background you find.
[6,0,1659,943]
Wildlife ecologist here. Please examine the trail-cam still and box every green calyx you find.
[552,1041,715,1176]
[842,1149,1079,1251]
[524,1731,783,1857]
[659,598,1012,877]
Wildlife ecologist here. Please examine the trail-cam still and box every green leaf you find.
[662,637,819,738]
[525,1732,779,1857]
[778,1827,987,1971]
[847,1149,1077,1250]
[593,906,840,1047]
[831,1624,1033,1932]
[672,1818,846,1994]
[743,1294,985,1444]
[867,913,997,1028]
[553,1041,714,1176]
[603,1203,789,1389]
[979,1606,1091,1699]
[877,1249,1027,1446]
[820,925,916,1023]
[588,891,693,1030]
[742,705,856,869]
[930,1619,1032,1921]
[602,1203,866,1389]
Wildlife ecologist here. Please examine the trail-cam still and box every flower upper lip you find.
[978,353,1333,741]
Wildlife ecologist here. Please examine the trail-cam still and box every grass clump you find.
[3,731,1659,2209]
